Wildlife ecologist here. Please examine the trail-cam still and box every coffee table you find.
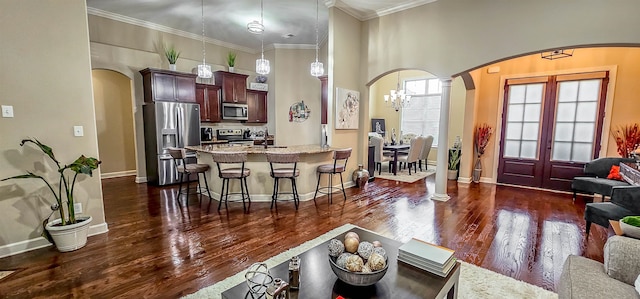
[222,228,460,299]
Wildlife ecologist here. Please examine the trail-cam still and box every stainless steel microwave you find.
[221,102,248,121]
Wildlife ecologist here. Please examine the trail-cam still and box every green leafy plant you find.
[164,44,180,64]
[622,216,640,227]
[227,52,236,67]
[448,147,461,171]
[2,138,101,243]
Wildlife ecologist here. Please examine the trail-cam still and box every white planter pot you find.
[447,170,458,180]
[620,220,640,239]
[45,216,92,252]
[228,66,235,72]
[169,64,177,71]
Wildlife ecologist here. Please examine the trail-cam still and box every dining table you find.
[383,144,410,175]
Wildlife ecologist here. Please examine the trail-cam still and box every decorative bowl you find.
[328,255,388,286]
[619,220,640,239]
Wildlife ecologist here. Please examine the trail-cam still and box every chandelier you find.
[255,0,270,75]
[310,0,324,77]
[384,71,411,111]
[541,49,574,60]
[197,0,212,78]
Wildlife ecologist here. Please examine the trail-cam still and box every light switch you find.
[73,126,84,137]
[2,105,14,118]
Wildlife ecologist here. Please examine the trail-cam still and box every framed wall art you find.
[335,87,360,130]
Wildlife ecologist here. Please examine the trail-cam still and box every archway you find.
[91,69,137,178]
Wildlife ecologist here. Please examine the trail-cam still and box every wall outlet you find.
[73,125,84,137]
[2,105,14,118]
[74,203,83,214]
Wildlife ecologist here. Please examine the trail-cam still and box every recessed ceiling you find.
[86,0,437,53]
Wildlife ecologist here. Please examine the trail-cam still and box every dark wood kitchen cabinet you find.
[140,68,197,103]
[214,71,248,104]
[195,84,221,123]
[246,89,268,123]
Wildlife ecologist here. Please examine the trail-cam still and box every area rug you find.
[0,271,14,281]
[182,224,557,299]
[376,167,435,183]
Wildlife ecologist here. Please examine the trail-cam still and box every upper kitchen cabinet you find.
[140,68,197,103]
[196,84,221,123]
[246,89,268,123]
[214,71,248,104]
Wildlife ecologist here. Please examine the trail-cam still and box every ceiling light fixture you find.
[541,49,574,60]
[310,0,324,77]
[255,0,270,75]
[197,0,212,79]
[384,71,411,112]
[247,20,264,34]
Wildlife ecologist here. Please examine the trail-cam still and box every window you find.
[401,78,442,146]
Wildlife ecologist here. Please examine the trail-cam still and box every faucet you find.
[264,128,268,149]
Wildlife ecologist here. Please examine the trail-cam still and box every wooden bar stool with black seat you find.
[167,148,213,204]
[211,151,251,213]
[314,148,352,204]
[266,152,300,210]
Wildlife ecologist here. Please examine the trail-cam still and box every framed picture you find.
[371,118,386,137]
[335,87,360,130]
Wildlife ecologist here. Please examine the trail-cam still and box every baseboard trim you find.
[135,176,148,183]
[0,222,109,258]
[457,177,472,184]
[101,170,136,179]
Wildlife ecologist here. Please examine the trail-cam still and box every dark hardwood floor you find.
[0,175,611,298]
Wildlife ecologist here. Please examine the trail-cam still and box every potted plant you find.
[164,44,180,71]
[611,123,640,158]
[2,138,101,252]
[227,52,236,72]
[448,146,461,180]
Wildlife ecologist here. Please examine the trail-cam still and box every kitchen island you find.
[186,144,350,206]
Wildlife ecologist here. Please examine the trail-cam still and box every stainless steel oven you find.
[222,103,248,121]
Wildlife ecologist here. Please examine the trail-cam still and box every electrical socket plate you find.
[73,126,84,137]
[2,105,14,118]
[74,203,83,214]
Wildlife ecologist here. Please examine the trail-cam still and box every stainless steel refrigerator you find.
[143,101,201,185]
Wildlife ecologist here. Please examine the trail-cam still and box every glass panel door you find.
[503,83,544,159]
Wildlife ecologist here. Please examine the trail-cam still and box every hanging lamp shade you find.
[255,0,270,75]
[197,0,212,79]
[310,0,323,77]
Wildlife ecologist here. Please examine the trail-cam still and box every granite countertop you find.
[186,144,334,154]
[201,140,229,144]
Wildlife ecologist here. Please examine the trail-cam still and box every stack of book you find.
[398,238,457,277]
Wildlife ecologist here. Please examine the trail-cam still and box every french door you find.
[497,72,609,191]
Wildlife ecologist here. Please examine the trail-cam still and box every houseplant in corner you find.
[473,123,492,183]
[227,51,236,72]
[2,138,101,252]
[164,44,180,71]
[448,146,461,180]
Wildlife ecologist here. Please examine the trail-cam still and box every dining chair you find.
[397,137,425,175]
[418,135,434,171]
[314,148,352,204]
[370,136,391,175]
[211,151,251,213]
[266,152,300,210]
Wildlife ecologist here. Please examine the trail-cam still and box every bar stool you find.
[266,152,300,210]
[314,148,352,203]
[211,151,251,212]
[167,148,212,204]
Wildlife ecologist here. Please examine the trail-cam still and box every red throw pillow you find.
[607,165,624,181]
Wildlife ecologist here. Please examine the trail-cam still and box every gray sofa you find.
[571,157,634,201]
[558,236,640,299]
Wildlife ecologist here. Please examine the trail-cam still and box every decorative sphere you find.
[336,253,352,268]
[244,262,273,295]
[357,241,374,260]
[372,240,382,247]
[373,247,387,259]
[361,264,372,273]
[328,239,345,257]
[344,237,359,253]
[345,255,364,272]
[367,253,386,271]
[345,232,360,241]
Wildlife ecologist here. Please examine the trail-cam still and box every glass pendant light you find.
[310,0,324,77]
[197,0,212,79]
[255,0,270,75]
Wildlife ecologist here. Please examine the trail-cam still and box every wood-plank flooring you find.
[0,175,611,298]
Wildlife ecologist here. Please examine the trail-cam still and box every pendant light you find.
[310,0,324,77]
[255,0,270,75]
[197,0,212,78]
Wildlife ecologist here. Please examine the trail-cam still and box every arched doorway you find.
[91,69,137,178]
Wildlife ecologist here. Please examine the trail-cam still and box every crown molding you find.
[272,44,318,50]
[325,0,438,21]
[87,7,259,54]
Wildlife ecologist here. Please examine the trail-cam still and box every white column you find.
[432,78,452,201]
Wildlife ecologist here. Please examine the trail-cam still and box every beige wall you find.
[363,0,640,80]
[329,8,362,171]
[468,47,640,181]
[0,0,106,251]
[92,70,137,175]
[273,49,322,146]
